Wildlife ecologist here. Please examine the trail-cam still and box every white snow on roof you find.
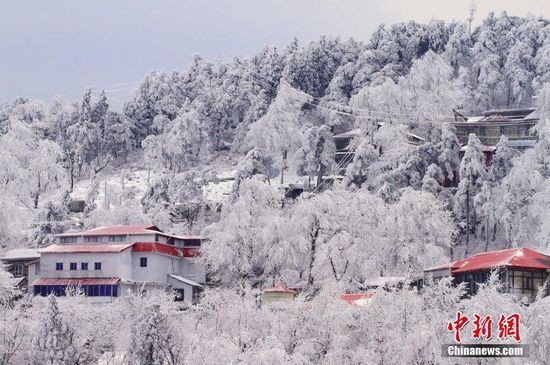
[1,248,41,260]
[466,116,484,123]
[168,274,204,288]
[365,277,405,287]
[507,140,537,148]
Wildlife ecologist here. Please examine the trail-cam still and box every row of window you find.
[60,235,127,243]
[34,284,118,297]
[55,259,148,271]
[56,262,102,271]
[61,235,201,246]
[454,269,548,296]
[85,235,126,243]
[507,269,547,295]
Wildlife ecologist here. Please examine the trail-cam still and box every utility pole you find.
[468,0,477,36]
[465,183,470,247]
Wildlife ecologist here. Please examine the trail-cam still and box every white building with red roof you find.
[28,225,206,303]
[424,248,550,299]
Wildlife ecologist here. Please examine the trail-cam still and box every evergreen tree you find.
[128,304,176,365]
[489,135,516,182]
[453,133,488,244]
[32,296,77,365]
[437,123,461,183]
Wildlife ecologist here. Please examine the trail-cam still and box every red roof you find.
[264,285,296,294]
[55,225,206,242]
[56,225,162,237]
[32,278,120,286]
[340,292,376,305]
[41,243,134,254]
[133,242,184,258]
[451,248,550,274]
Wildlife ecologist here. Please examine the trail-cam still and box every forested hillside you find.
[3,12,550,364]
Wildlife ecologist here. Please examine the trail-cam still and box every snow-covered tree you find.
[247,82,310,185]
[453,133,488,243]
[32,296,77,365]
[343,141,378,189]
[489,135,517,182]
[295,125,336,188]
[128,304,177,365]
[202,179,284,288]
[437,123,460,183]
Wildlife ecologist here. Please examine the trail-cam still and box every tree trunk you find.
[280,150,287,186]
[316,164,325,190]
[307,218,320,289]
[33,175,41,209]
[69,163,74,191]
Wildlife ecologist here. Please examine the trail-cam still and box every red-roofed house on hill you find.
[28,225,206,304]
[424,248,550,299]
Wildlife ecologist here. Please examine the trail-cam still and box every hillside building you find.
[424,248,550,300]
[453,108,539,148]
[1,248,41,291]
[28,225,206,304]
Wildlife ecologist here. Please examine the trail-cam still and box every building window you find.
[34,284,118,297]
[184,239,202,247]
[56,263,64,271]
[140,257,147,268]
[507,270,547,295]
[454,271,490,295]
[81,263,88,271]
[84,236,99,243]
[500,126,507,135]
[70,263,77,271]
[108,235,125,242]
[94,262,102,270]
[167,237,175,245]
[174,289,185,302]
[13,265,23,277]
[60,237,77,243]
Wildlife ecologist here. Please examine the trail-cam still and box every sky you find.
[1,0,550,108]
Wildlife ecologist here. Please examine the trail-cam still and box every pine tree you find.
[437,123,461,183]
[453,133,488,244]
[32,296,77,365]
[490,135,516,182]
[128,304,175,365]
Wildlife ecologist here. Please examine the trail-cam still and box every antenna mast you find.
[468,0,477,36]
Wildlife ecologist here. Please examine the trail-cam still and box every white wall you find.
[130,252,182,283]
[39,251,133,280]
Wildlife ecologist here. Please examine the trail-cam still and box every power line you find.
[221,52,458,122]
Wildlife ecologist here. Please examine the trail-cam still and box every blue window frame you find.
[34,284,119,297]
[140,257,147,267]
[81,263,88,271]
[56,263,63,271]
[70,263,77,270]
[94,262,102,270]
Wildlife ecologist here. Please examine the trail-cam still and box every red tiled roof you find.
[41,243,134,254]
[32,278,120,286]
[56,225,162,237]
[264,285,296,293]
[340,292,376,305]
[451,248,550,274]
